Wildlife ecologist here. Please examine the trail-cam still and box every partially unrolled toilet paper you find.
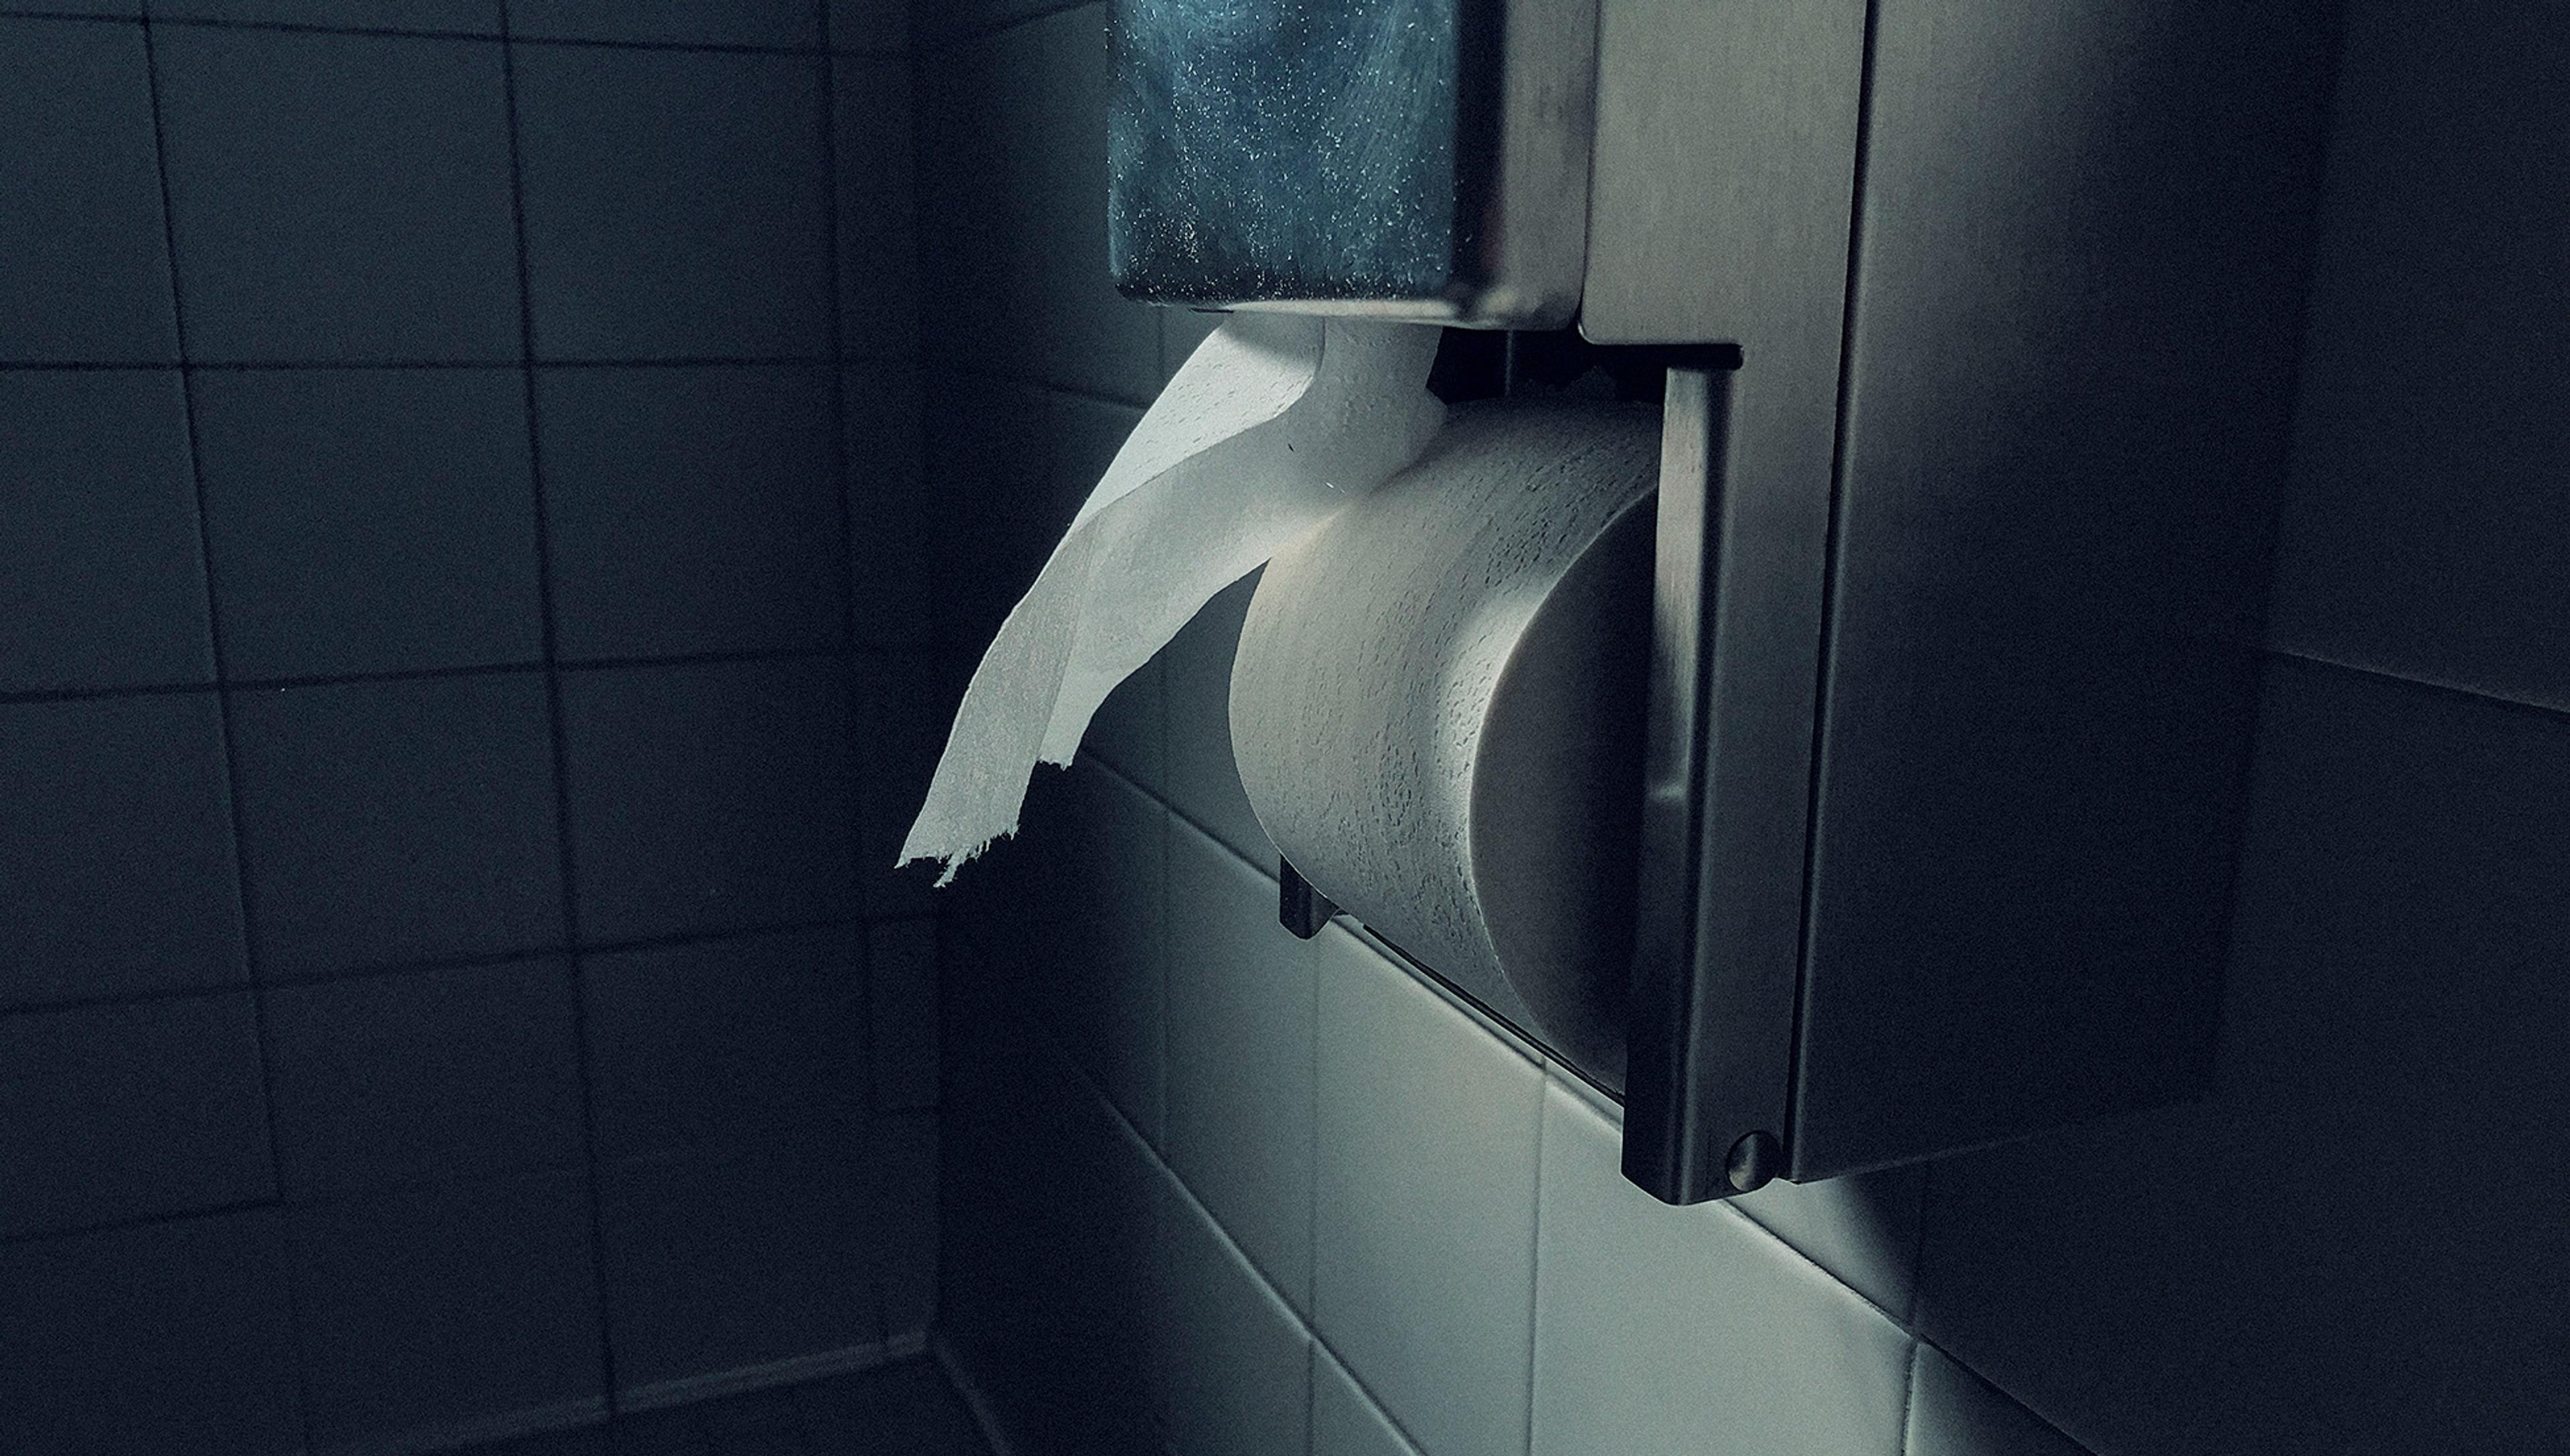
[1229,400,1660,1082]
[900,314,1445,881]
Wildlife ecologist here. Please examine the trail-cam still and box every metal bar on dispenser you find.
[1622,365,1794,1203]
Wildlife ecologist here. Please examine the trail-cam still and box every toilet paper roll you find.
[900,314,1445,881]
[1230,399,1659,1083]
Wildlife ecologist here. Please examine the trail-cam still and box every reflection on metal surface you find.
[1108,0,1594,326]
[1621,365,1798,1206]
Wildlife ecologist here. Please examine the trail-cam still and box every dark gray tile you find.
[0,371,210,693]
[1913,659,2570,1456]
[231,672,566,977]
[867,918,936,1111]
[155,27,519,361]
[462,1423,614,1456]
[832,54,910,192]
[2265,3,2570,712]
[0,693,246,1010]
[560,658,858,943]
[152,0,503,29]
[843,365,928,651]
[694,1386,804,1456]
[290,1168,606,1453]
[850,652,943,921]
[515,46,831,360]
[0,1209,301,1456]
[907,0,1067,52]
[0,992,272,1239]
[920,368,1053,662]
[914,7,1159,403]
[266,958,584,1199]
[838,184,920,361]
[1906,1346,2088,1456]
[797,1361,990,1455]
[507,0,819,47]
[0,19,174,361]
[938,1012,1157,1453]
[828,0,904,52]
[5,0,137,14]
[606,1406,713,1456]
[194,367,543,678]
[873,1109,938,1336]
[599,1135,878,1398]
[582,924,867,1162]
[956,759,1166,1146]
[537,365,846,661]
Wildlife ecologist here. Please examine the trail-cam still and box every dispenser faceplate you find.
[1108,0,1594,327]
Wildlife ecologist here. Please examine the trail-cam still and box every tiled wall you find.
[918,2,2570,1454]
[0,4,934,1453]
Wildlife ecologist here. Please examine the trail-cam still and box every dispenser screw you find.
[1724,1131,1780,1194]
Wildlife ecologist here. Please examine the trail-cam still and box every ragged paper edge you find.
[897,315,1446,884]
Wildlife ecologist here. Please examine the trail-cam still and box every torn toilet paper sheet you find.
[898,314,1446,882]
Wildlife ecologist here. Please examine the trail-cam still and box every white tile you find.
[1905,1345,2088,1456]
[1532,1084,1913,1456]
[1314,933,1542,1456]
[1913,658,2570,1455]
[962,757,1168,1146]
[1165,818,1317,1311]
[1165,572,1272,864]
[1314,1345,1422,1456]
[1150,1166,1310,1456]
[1561,1079,1923,1317]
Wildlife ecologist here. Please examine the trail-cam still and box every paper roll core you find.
[1229,399,1658,1085]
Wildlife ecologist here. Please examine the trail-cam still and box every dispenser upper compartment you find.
[1107,0,1596,329]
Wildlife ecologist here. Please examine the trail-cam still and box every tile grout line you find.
[1900,1160,1934,1455]
[1021,994,1431,1456]
[0,353,916,369]
[817,0,909,1350]
[1,911,881,1022]
[0,1195,284,1253]
[11,625,2570,739]
[1039,761,1924,1331]
[133,13,321,1453]
[0,7,907,58]
[496,11,620,1416]
[1519,1070,1546,1456]
[0,641,901,709]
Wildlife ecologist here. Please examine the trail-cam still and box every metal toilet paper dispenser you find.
[1110,0,2341,1202]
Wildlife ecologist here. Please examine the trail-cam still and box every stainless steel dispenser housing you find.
[1108,0,2344,1203]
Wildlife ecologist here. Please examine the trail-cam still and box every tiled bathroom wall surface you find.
[0,3,933,1453]
[920,1,2570,1454]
